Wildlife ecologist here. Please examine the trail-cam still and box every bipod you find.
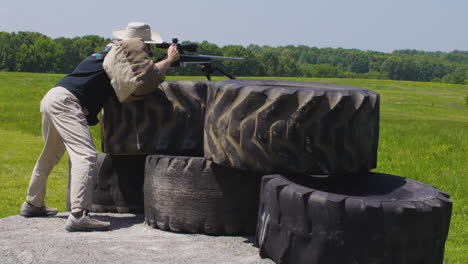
[201,63,236,81]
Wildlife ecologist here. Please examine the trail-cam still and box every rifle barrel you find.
[180,54,244,62]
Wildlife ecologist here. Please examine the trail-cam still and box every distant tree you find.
[195,41,222,56]
[14,35,64,73]
[1,30,468,81]
[221,45,262,76]
[55,37,77,72]
[277,55,299,76]
[259,49,280,76]
[441,72,466,84]
[32,37,65,72]
[349,54,369,73]
[75,35,109,58]
[445,50,468,64]
[368,55,386,72]
[381,56,419,80]
[246,44,263,53]
[311,64,338,78]
[298,51,318,65]
[1,32,47,72]
[299,64,314,77]
[0,32,16,71]
[393,49,424,55]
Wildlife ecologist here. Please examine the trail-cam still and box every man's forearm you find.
[155,59,174,76]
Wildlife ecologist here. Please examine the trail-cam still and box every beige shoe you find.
[65,210,110,232]
[20,201,58,217]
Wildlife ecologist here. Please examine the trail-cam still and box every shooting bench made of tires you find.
[67,79,451,263]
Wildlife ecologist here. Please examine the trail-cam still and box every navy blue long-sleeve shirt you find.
[55,41,117,125]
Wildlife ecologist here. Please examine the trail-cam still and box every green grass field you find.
[0,72,466,263]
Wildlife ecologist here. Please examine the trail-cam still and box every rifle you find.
[155,38,244,81]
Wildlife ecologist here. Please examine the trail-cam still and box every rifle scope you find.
[155,38,197,53]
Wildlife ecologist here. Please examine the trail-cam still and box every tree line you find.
[1,31,467,84]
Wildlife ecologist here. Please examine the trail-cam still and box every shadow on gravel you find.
[54,214,145,231]
[242,236,256,246]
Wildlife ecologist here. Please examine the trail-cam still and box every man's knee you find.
[85,152,97,166]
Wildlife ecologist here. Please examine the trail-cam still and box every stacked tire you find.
[204,79,379,175]
[101,80,208,156]
[98,80,262,235]
[144,155,259,235]
[97,79,452,263]
[66,154,146,213]
[68,81,207,213]
[255,174,451,264]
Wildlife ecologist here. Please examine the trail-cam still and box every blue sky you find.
[0,0,467,52]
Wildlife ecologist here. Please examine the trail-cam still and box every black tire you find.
[144,155,261,235]
[204,79,380,176]
[66,154,145,213]
[101,81,207,155]
[255,174,452,264]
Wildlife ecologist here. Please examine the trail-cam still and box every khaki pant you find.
[26,87,97,210]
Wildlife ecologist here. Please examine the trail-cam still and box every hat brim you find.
[112,29,163,44]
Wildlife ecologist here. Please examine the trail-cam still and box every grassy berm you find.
[0,72,466,263]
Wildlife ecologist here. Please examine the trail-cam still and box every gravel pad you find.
[0,213,272,264]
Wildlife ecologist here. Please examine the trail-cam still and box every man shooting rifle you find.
[20,22,180,232]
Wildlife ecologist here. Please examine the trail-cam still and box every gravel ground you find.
[0,213,273,264]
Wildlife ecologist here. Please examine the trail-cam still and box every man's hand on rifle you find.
[155,44,180,75]
[167,44,180,63]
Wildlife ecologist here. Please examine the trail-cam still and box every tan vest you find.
[103,38,163,103]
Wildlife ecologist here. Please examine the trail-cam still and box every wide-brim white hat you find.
[112,22,163,44]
